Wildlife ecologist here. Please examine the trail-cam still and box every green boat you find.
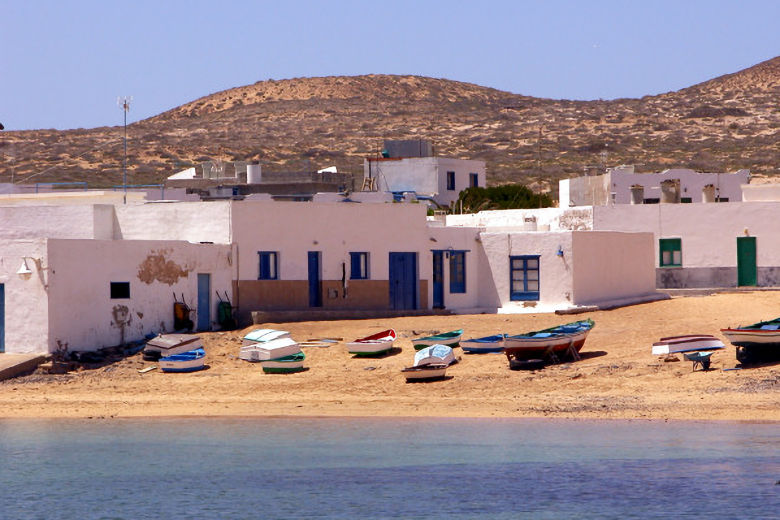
[260,352,306,374]
[413,329,463,350]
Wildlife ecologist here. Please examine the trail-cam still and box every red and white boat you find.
[651,334,725,355]
[503,319,594,362]
[347,329,396,356]
[721,317,780,364]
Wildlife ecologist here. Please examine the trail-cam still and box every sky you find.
[1,0,778,131]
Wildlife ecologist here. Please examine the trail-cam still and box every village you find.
[0,139,778,420]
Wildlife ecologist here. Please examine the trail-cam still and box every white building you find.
[0,195,658,355]
[559,165,750,207]
[363,140,486,209]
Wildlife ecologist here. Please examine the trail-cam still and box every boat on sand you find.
[347,329,396,356]
[461,334,506,354]
[160,347,206,373]
[721,317,780,364]
[651,335,725,355]
[412,329,463,350]
[402,344,456,381]
[504,319,594,363]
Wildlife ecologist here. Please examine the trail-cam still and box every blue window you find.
[350,252,369,280]
[510,255,540,301]
[446,171,455,191]
[469,173,479,188]
[258,251,278,280]
[449,251,466,293]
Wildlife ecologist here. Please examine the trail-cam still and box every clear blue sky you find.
[1,0,778,130]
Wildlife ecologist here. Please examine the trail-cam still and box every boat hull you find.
[240,337,301,362]
[722,322,780,364]
[504,320,593,361]
[461,335,505,354]
[260,352,306,373]
[412,330,463,350]
[348,329,396,356]
[651,335,725,355]
[144,334,203,358]
[160,348,206,373]
[402,364,448,381]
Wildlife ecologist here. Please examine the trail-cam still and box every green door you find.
[737,236,757,286]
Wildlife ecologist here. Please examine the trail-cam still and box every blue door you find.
[0,283,4,353]
[197,273,211,331]
[308,251,322,307]
[432,251,444,309]
[389,252,418,310]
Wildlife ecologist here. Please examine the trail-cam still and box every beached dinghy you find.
[143,333,203,361]
[240,337,301,362]
[347,329,396,356]
[461,334,506,354]
[504,319,594,362]
[260,352,306,374]
[242,328,291,347]
[412,329,463,350]
[160,347,206,373]
[721,317,780,364]
[401,344,456,381]
[651,334,725,355]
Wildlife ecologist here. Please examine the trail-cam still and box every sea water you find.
[0,418,777,519]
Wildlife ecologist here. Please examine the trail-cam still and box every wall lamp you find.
[557,246,565,257]
[17,256,49,288]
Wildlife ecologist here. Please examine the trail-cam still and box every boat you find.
[401,364,448,381]
[260,352,306,374]
[242,328,291,347]
[503,319,594,362]
[413,344,456,366]
[347,329,396,356]
[239,337,301,362]
[721,317,780,364]
[412,329,463,350]
[651,334,725,355]
[143,333,202,361]
[461,334,506,354]
[160,347,206,373]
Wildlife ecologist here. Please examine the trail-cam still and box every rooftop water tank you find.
[247,163,262,185]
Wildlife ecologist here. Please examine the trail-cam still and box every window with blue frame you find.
[469,173,479,188]
[446,171,455,191]
[258,251,279,280]
[350,252,369,279]
[449,251,466,293]
[510,255,540,301]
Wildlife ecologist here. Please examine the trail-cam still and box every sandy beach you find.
[1,292,778,421]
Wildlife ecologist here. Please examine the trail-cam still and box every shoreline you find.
[1,291,778,422]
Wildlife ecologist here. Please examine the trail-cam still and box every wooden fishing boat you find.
[401,364,448,381]
[260,352,306,374]
[143,333,202,361]
[504,319,594,362]
[721,317,780,364]
[239,337,301,362]
[347,329,396,356]
[160,347,206,373]
[412,329,463,350]
[651,334,725,355]
[461,334,506,354]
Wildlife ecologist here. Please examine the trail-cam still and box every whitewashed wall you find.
[479,231,575,311]
[427,225,489,312]
[433,157,486,209]
[232,201,431,282]
[0,239,51,353]
[571,231,656,305]
[115,201,232,243]
[446,207,594,231]
[0,204,114,240]
[593,203,780,268]
[46,239,233,352]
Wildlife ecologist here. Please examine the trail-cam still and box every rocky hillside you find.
[1,57,777,191]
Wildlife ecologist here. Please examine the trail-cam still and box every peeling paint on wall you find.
[137,249,191,285]
[111,304,131,345]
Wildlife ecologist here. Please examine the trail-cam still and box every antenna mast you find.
[117,96,132,203]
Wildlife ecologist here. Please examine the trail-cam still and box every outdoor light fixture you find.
[16,258,32,280]
[557,246,564,257]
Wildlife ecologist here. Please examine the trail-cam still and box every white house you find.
[559,165,750,207]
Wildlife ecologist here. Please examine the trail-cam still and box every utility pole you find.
[117,96,132,204]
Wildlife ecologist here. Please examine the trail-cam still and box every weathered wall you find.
[571,231,656,305]
[46,239,233,352]
[446,207,594,232]
[0,239,50,353]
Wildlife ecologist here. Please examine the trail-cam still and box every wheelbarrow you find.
[216,290,237,330]
[683,351,714,371]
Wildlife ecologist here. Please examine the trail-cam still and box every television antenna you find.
[117,96,132,203]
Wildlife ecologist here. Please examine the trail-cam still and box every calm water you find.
[0,417,777,519]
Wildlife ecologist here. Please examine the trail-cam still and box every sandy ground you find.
[0,292,778,421]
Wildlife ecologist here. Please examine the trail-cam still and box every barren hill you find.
[1,57,778,191]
